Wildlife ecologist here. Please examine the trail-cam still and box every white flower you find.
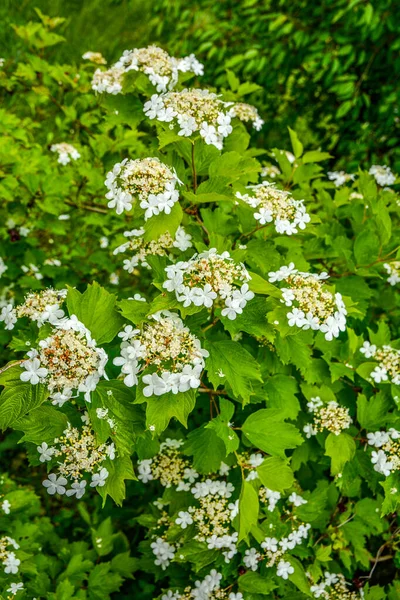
[175,510,193,529]
[42,473,67,495]
[360,341,377,358]
[288,492,307,506]
[4,552,20,574]
[221,297,242,320]
[287,308,306,327]
[369,165,396,186]
[276,560,294,579]
[229,594,243,600]
[0,304,17,330]
[192,284,217,308]
[66,480,87,499]
[371,366,388,384]
[199,122,218,146]
[261,536,278,552]
[243,548,260,571]
[37,442,55,462]
[7,583,24,596]
[268,263,297,282]
[2,499,11,514]
[20,358,48,385]
[90,467,109,487]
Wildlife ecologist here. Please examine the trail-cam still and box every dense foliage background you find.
[0,1,400,599]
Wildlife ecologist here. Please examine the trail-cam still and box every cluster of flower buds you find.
[82,51,106,65]
[144,88,235,149]
[360,341,400,385]
[327,171,355,187]
[91,45,203,95]
[303,397,352,438]
[367,428,400,477]
[20,315,108,404]
[113,227,192,272]
[236,182,310,235]
[50,143,80,165]
[383,261,400,286]
[269,263,347,340]
[308,572,363,599]
[0,536,20,575]
[38,423,115,498]
[163,249,254,320]
[137,439,198,488]
[369,164,396,186]
[105,157,182,217]
[0,288,67,332]
[161,570,243,600]
[114,311,208,396]
[228,102,264,131]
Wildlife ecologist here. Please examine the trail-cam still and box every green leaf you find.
[242,409,303,457]
[238,480,259,541]
[184,425,226,473]
[14,405,68,444]
[118,298,148,325]
[288,127,303,158]
[357,393,391,430]
[247,271,282,298]
[287,556,312,596]
[238,571,277,594]
[354,229,380,266]
[302,151,332,163]
[142,201,183,241]
[257,457,294,492]
[325,432,356,475]
[205,340,262,404]
[66,282,124,344]
[98,455,136,507]
[135,383,197,434]
[205,398,239,453]
[0,382,49,430]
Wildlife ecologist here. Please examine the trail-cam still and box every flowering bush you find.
[1,8,400,600]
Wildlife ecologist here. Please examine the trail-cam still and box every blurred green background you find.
[1,0,399,170]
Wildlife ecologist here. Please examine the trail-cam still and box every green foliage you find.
[0,5,399,599]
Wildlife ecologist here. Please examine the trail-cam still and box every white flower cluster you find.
[50,143,80,165]
[0,536,20,575]
[261,164,281,179]
[269,263,347,341]
[38,423,115,498]
[228,102,264,131]
[163,249,254,320]
[105,157,182,218]
[175,478,238,564]
[0,288,67,331]
[367,428,400,477]
[113,226,192,272]
[327,171,355,187]
[144,88,235,149]
[82,51,106,65]
[303,397,352,438]
[114,45,203,92]
[244,522,310,579]
[137,439,197,488]
[369,164,396,186]
[91,45,202,95]
[360,341,400,385]
[309,572,362,599]
[114,311,208,396]
[383,261,400,286]
[20,315,108,404]
[236,182,310,235]
[161,569,242,600]
[91,65,125,94]
[151,537,176,571]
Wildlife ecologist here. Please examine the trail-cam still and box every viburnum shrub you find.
[1,9,400,600]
